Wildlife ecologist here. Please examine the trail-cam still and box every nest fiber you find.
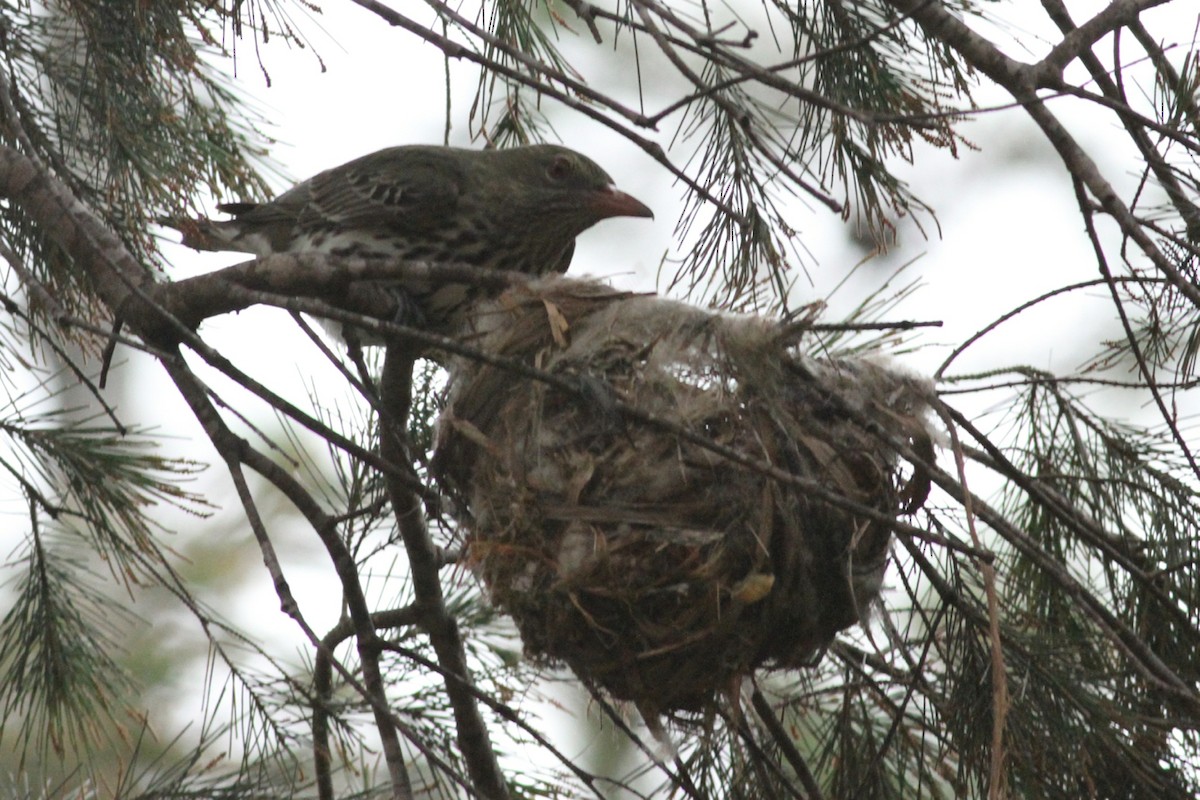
[433,277,934,712]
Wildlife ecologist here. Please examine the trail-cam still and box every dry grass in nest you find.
[433,277,936,713]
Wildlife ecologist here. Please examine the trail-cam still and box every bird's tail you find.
[155,215,252,254]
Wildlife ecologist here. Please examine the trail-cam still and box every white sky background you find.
[68,0,1200,783]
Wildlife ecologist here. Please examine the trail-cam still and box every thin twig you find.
[1070,175,1199,480]
[378,345,511,799]
[936,401,1199,704]
[935,275,1167,379]
[1040,0,1200,238]
[940,410,1009,800]
[630,0,842,213]
[749,689,825,800]
[159,351,416,799]
[314,606,421,800]
[380,641,622,799]
[885,0,1200,312]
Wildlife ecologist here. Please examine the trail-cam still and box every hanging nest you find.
[432,277,936,713]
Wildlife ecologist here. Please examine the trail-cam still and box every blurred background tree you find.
[0,0,1198,797]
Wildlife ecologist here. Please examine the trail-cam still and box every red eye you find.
[547,155,573,182]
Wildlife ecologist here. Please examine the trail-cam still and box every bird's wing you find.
[290,147,465,234]
[552,241,575,274]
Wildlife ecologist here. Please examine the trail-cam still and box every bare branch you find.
[1038,0,1171,81]
[378,347,511,799]
[883,0,1200,312]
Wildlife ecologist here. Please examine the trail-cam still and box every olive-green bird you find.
[171,144,653,275]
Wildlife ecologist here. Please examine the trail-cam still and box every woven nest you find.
[433,277,935,712]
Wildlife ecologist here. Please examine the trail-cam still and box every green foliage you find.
[0,394,211,767]
[0,0,272,329]
[3,415,210,558]
[0,526,134,766]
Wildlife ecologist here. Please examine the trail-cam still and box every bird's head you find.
[485,144,654,237]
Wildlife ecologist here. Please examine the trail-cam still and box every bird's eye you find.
[546,155,573,182]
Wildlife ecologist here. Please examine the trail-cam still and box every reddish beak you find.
[592,185,654,220]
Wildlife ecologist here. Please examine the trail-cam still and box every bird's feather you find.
[164,144,650,274]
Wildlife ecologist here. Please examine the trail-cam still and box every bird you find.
[170,143,653,276]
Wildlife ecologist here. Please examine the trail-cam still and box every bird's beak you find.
[593,185,654,220]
